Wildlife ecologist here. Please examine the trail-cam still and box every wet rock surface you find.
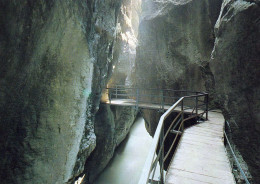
[134,0,222,155]
[134,0,221,91]
[0,0,122,183]
[211,0,260,182]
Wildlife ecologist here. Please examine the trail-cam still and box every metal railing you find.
[224,121,250,184]
[104,85,209,184]
[105,85,208,117]
[138,95,208,184]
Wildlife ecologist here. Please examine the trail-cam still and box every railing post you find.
[115,85,118,99]
[181,99,184,112]
[195,92,198,115]
[161,89,164,110]
[136,88,139,109]
[108,88,111,103]
[181,100,184,132]
[206,94,209,120]
[159,124,164,184]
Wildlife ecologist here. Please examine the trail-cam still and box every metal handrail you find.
[138,98,184,184]
[104,86,209,184]
[106,86,207,107]
[107,85,207,94]
[224,121,250,184]
[138,93,208,184]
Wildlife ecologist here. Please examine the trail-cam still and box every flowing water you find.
[94,117,153,184]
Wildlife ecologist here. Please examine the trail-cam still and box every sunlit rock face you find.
[85,0,142,182]
[0,0,122,183]
[109,0,142,86]
[134,0,221,91]
[210,0,260,182]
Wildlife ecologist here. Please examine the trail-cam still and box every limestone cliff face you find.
[134,0,222,139]
[210,0,260,182]
[134,0,221,91]
[0,1,122,183]
[109,0,142,86]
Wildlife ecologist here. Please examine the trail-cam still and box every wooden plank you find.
[185,127,223,134]
[192,122,223,128]
[176,142,227,154]
[185,127,223,135]
[169,155,233,176]
[173,147,228,163]
[173,156,231,168]
[166,176,211,184]
[184,131,223,140]
[184,130,223,138]
[187,130,223,137]
[166,169,235,184]
[168,166,234,181]
[179,142,226,153]
[181,136,223,146]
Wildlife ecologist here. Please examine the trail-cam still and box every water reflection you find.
[94,117,152,184]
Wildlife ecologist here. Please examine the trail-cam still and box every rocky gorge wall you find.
[134,0,222,139]
[134,0,222,91]
[0,0,124,183]
[210,0,260,182]
[109,0,142,86]
[84,1,142,182]
[134,0,260,183]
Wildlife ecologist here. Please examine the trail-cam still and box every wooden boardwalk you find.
[165,111,235,184]
[105,97,235,184]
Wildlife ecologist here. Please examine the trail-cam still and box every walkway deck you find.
[165,111,235,184]
[104,99,203,115]
[104,95,235,184]
[104,99,172,110]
